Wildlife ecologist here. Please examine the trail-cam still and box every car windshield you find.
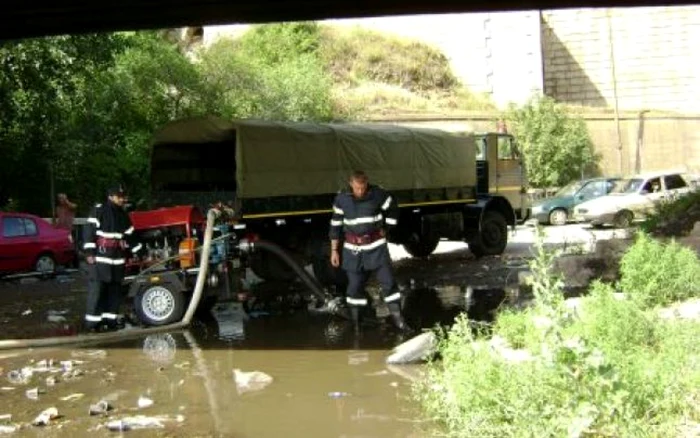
[555,181,584,197]
[611,178,644,194]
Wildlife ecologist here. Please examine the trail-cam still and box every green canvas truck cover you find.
[151,116,477,199]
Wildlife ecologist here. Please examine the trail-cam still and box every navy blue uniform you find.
[329,184,400,308]
[82,200,142,329]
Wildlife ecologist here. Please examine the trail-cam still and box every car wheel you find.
[134,284,186,326]
[548,209,568,226]
[614,210,634,229]
[35,253,56,275]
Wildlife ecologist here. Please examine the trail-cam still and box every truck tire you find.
[468,210,508,258]
[402,227,440,258]
[134,284,186,326]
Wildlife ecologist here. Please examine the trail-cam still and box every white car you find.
[573,171,692,228]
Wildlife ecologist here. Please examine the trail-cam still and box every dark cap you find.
[107,184,127,197]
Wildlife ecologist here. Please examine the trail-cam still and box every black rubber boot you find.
[350,306,361,334]
[387,302,408,332]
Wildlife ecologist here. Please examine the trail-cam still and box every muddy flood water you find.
[0,283,507,438]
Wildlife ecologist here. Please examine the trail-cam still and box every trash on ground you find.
[21,309,32,316]
[32,407,59,426]
[6,368,32,385]
[137,396,154,408]
[233,369,273,394]
[89,400,112,416]
[0,414,10,422]
[59,393,84,402]
[328,391,351,398]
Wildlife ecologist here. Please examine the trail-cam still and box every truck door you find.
[484,133,527,217]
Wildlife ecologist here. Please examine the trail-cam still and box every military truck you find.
[147,116,529,285]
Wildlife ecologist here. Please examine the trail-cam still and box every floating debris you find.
[25,387,44,400]
[327,392,351,398]
[89,400,112,416]
[71,350,107,359]
[137,396,154,409]
[32,407,59,426]
[105,415,184,432]
[0,424,17,434]
[233,369,273,394]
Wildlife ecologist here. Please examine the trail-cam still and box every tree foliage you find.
[505,95,600,189]
[0,25,338,216]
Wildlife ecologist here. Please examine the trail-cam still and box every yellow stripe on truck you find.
[241,198,477,219]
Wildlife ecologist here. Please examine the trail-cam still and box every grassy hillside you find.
[317,26,496,118]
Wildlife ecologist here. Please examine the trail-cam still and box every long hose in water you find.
[0,208,221,351]
[242,239,330,303]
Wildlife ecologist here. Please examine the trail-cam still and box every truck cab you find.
[475,132,530,223]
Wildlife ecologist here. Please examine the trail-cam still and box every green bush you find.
[505,95,600,189]
[619,232,700,307]
[415,232,700,437]
[641,189,700,237]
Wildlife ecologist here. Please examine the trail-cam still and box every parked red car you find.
[0,212,75,276]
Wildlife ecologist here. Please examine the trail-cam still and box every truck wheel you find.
[134,284,186,326]
[469,210,508,258]
[402,228,440,258]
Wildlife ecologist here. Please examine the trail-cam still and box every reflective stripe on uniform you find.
[333,206,344,215]
[87,217,100,227]
[343,238,387,252]
[330,220,343,226]
[346,297,368,306]
[123,226,134,235]
[85,314,102,322]
[384,292,401,303]
[385,218,397,225]
[131,243,143,253]
[101,313,119,320]
[343,214,383,226]
[95,256,125,265]
[96,230,123,239]
[381,196,392,211]
[83,242,96,249]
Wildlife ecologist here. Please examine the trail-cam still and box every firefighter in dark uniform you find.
[82,185,143,332]
[329,171,408,333]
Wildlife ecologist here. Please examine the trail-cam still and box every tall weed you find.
[415,230,700,437]
[619,232,700,307]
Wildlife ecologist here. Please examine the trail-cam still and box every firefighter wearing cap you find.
[329,170,408,333]
[82,185,143,331]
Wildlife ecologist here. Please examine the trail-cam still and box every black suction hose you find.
[241,239,331,303]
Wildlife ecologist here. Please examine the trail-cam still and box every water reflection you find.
[0,281,508,436]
